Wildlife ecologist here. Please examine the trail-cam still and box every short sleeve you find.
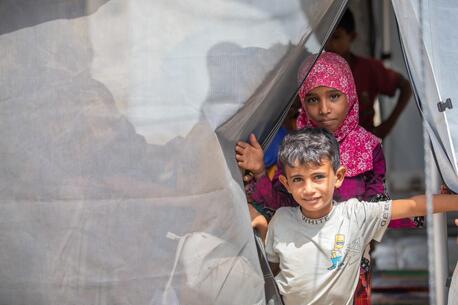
[353,199,392,244]
[373,60,401,97]
[265,214,280,263]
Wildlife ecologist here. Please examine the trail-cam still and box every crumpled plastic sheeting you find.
[0,120,262,305]
[392,0,458,192]
[0,0,346,304]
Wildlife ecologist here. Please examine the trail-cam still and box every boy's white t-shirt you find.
[265,198,391,305]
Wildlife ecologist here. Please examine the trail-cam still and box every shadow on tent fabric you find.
[0,0,110,35]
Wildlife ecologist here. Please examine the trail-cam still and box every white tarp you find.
[392,1,458,304]
[0,1,346,304]
[392,0,458,192]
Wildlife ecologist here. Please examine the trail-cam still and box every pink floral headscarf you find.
[296,52,380,177]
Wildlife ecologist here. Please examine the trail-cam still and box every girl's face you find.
[302,86,349,133]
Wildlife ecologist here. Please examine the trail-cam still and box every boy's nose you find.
[302,183,315,195]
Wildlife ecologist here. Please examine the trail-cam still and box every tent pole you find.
[427,160,448,305]
[419,0,449,302]
[432,211,449,305]
[431,155,449,305]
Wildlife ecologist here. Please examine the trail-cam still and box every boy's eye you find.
[292,177,303,183]
[313,174,325,180]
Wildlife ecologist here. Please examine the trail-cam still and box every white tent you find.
[0,1,346,304]
[3,0,457,304]
[392,1,458,304]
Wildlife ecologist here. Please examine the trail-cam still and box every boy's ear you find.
[334,166,346,188]
[279,175,291,193]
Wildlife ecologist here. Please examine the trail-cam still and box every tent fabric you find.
[391,0,458,193]
[0,0,346,304]
[254,233,285,305]
[392,2,458,302]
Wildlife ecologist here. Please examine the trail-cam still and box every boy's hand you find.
[248,204,268,240]
[235,134,265,179]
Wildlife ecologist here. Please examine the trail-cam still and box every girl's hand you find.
[235,134,265,179]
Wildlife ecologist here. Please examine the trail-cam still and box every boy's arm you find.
[248,204,268,240]
[374,75,412,139]
[391,194,458,220]
[265,213,280,276]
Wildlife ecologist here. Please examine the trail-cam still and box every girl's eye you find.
[306,97,319,104]
[292,177,303,183]
[314,174,325,180]
[329,93,340,101]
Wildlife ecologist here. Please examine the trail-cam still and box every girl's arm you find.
[236,134,297,210]
[392,194,458,220]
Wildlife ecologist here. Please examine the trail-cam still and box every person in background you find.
[325,8,412,139]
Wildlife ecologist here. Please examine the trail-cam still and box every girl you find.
[236,52,418,305]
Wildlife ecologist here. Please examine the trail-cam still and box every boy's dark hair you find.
[278,128,340,172]
[338,8,355,34]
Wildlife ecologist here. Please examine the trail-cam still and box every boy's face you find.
[279,159,345,219]
[324,27,355,56]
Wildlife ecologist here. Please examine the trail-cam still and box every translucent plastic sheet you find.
[392,2,458,303]
[0,1,345,304]
[392,0,458,192]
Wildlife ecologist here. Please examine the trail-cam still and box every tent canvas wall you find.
[2,0,457,304]
[391,1,458,304]
[0,1,346,304]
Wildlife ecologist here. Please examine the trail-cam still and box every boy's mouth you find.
[302,197,321,203]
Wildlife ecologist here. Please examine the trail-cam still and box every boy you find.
[325,9,412,138]
[265,128,457,305]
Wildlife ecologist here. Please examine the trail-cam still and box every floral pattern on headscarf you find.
[296,52,380,177]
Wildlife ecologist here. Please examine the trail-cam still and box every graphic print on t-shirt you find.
[327,234,345,270]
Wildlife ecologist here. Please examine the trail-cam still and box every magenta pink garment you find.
[296,52,380,177]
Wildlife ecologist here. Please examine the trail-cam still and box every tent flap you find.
[392,0,458,192]
[0,0,346,304]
